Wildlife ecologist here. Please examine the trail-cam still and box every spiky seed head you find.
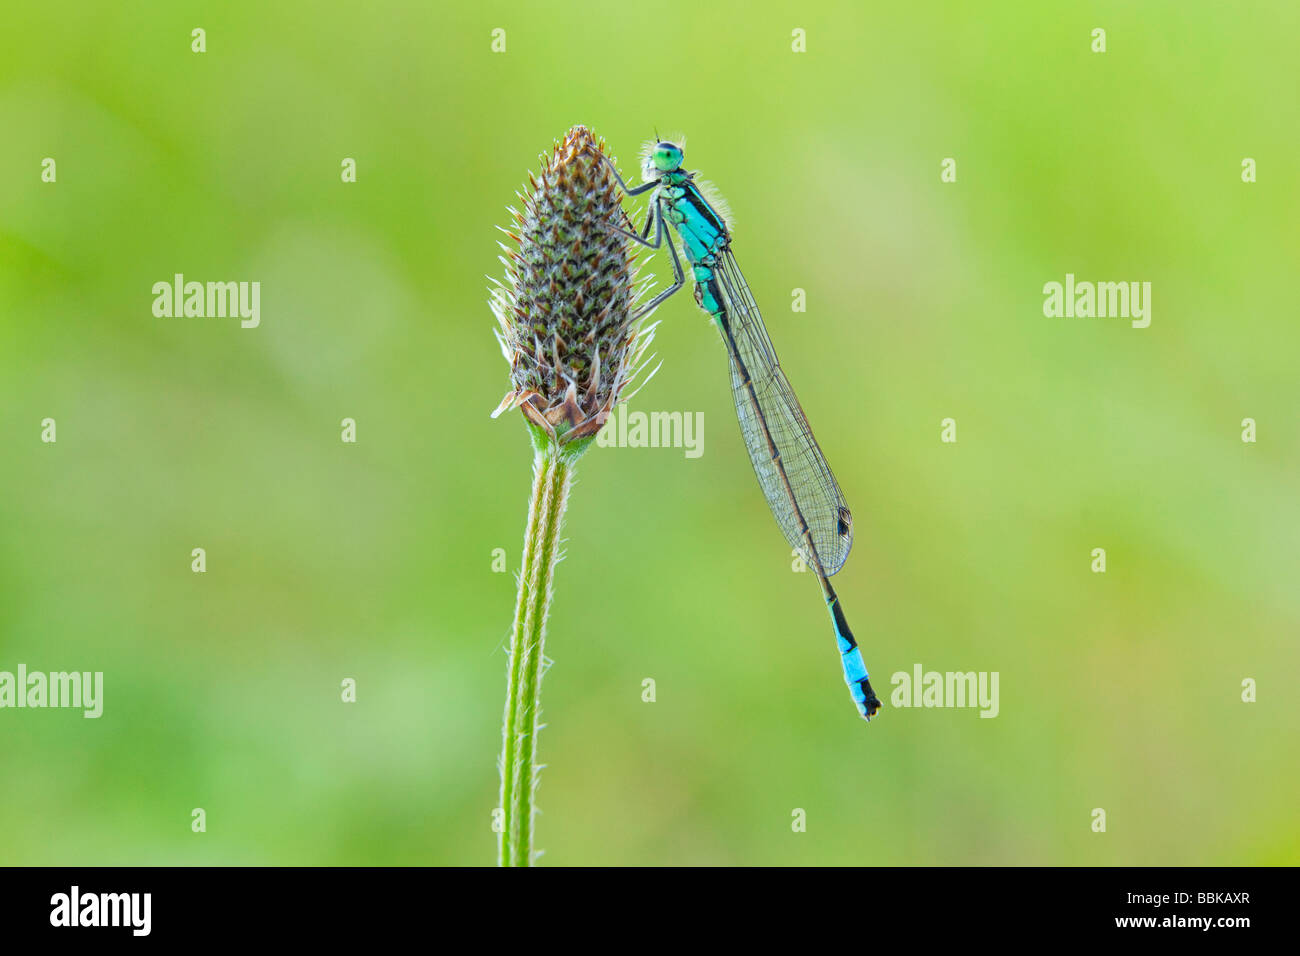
[490,125,656,452]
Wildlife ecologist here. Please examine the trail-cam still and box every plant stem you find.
[499,440,574,866]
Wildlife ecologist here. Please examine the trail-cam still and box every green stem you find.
[498,452,545,864]
[499,438,574,866]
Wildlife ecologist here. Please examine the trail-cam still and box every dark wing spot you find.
[837,507,852,537]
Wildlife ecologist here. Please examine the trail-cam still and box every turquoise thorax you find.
[656,176,729,319]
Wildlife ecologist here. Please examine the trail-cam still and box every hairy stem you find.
[499,441,574,866]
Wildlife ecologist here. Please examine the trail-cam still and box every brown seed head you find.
[491,126,657,450]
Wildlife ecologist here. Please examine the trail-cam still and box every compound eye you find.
[654,143,683,169]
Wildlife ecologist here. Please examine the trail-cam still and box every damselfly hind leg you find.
[630,211,685,319]
[828,593,881,721]
[594,198,686,320]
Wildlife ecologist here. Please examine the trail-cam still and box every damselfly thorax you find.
[655,174,731,320]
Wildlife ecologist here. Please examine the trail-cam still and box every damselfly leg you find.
[583,142,657,197]
[630,223,686,320]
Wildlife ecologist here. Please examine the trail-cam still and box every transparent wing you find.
[712,250,853,575]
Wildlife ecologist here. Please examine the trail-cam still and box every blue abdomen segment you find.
[827,595,881,721]
[692,264,723,317]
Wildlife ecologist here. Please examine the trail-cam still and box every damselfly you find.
[591,138,882,721]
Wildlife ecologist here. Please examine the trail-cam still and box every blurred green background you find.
[1,1,1296,866]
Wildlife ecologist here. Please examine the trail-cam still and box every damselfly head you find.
[639,137,685,181]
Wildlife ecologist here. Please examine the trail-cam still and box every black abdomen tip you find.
[861,681,882,719]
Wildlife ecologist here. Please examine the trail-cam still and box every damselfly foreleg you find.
[583,143,657,197]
